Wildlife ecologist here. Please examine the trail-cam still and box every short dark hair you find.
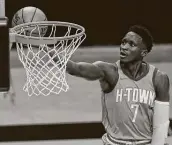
[128,25,153,52]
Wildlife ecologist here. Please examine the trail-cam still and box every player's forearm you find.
[49,49,104,80]
[66,60,104,80]
[49,51,87,77]
[151,100,169,145]
[66,60,81,77]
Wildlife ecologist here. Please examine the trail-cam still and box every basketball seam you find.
[12,18,17,26]
[22,8,25,23]
[31,8,37,22]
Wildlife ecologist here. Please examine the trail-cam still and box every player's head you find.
[120,25,153,63]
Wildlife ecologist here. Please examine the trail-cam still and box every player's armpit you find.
[153,70,170,102]
[66,60,105,81]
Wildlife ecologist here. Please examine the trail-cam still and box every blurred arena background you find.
[0,0,172,144]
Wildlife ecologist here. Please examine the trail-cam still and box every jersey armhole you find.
[107,63,119,92]
[113,63,119,87]
[152,67,158,92]
[101,63,119,93]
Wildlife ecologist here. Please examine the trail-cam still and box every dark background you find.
[6,0,172,46]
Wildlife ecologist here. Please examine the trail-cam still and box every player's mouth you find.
[120,51,128,58]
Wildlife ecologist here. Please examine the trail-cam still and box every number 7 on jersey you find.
[131,104,139,122]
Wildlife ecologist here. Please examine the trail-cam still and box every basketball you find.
[12,6,48,36]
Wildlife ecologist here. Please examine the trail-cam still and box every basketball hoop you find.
[10,21,86,96]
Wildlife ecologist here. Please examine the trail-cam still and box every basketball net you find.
[10,21,86,96]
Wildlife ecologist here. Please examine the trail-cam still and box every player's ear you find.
[141,49,148,57]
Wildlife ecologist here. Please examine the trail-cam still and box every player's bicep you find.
[67,61,105,80]
[77,61,105,80]
[154,70,170,102]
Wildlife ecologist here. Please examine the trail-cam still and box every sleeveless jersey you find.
[101,60,156,141]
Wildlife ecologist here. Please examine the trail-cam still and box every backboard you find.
[0,0,9,92]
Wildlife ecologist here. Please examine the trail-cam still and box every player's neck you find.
[120,60,144,79]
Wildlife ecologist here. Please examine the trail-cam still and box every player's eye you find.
[121,40,126,45]
[130,42,136,47]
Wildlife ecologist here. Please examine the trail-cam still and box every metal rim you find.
[10,21,86,44]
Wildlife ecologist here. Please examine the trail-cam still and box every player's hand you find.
[43,45,65,67]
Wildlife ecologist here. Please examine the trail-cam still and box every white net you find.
[10,21,86,96]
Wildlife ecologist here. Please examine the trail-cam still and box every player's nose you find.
[121,43,129,51]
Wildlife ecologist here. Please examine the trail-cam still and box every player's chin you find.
[120,56,130,63]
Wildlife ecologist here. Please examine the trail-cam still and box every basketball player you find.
[50,25,170,145]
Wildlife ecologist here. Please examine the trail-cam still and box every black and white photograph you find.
[0,0,172,145]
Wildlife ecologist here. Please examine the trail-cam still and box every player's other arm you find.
[151,70,170,145]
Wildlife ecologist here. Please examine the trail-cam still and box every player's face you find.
[120,32,147,63]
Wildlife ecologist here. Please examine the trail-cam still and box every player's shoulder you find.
[93,61,119,93]
[152,67,170,90]
[152,67,170,101]
[153,67,169,82]
[93,61,118,71]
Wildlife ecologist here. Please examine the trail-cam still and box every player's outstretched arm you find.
[151,70,170,145]
[48,49,105,80]
[66,60,105,81]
